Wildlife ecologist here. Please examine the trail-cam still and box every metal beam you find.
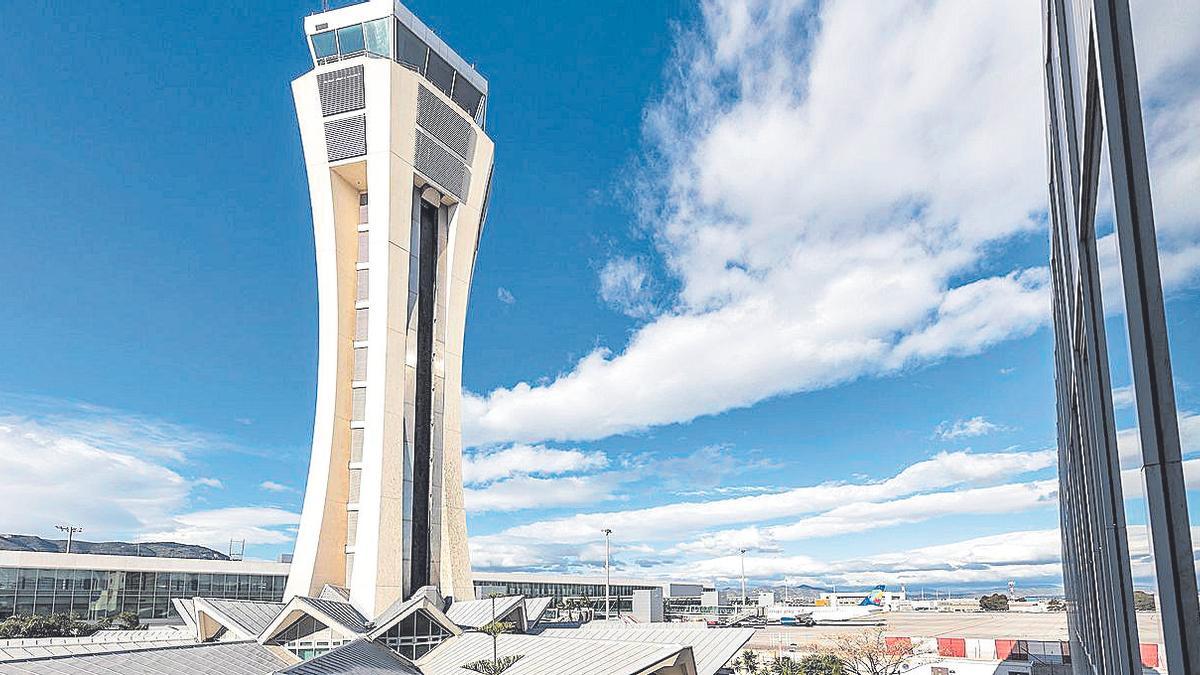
[1090,0,1200,671]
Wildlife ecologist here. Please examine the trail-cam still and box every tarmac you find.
[744,611,1165,651]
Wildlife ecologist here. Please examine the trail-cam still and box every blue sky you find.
[1,0,1198,593]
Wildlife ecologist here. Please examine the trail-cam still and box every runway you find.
[743,611,1164,651]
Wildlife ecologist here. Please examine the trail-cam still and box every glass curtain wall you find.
[0,567,286,620]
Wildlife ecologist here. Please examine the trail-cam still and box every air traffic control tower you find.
[285,0,494,618]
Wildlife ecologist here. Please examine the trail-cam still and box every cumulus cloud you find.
[496,287,515,305]
[934,416,1002,440]
[464,1,1049,446]
[461,0,1200,448]
[195,477,224,489]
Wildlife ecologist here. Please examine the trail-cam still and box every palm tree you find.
[740,650,761,674]
[768,655,803,675]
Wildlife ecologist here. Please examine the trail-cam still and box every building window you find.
[394,21,428,72]
[356,269,369,302]
[355,308,369,341]
[451,79,483,118]
[353,347,368,381]
[336,24,365,56]
[312,31,337,59]
[352,387,367,420]
[364,18,390,57]
[380,611,451,660]
[350,428,364,462]
[357,232,369,263]
[424,50,455,97]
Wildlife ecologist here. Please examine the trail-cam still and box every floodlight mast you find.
[602,528,613,620]
[55,525,83,554]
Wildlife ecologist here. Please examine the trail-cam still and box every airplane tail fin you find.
[859,585,886,606]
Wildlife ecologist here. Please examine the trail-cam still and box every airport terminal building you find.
[0,550,709,623]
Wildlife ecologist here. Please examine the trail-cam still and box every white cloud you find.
[598,257,656,318]
[462,0,1200,448]
[464,474,620,513]
[497,287,516,305]
[464,1,1048,446]
[462,444,608,485]
[0,415,190,538]
[259,481,294,493]
[469,448,1055,567]
[933,416,1002,440]
[139,506,299,551]
[0,401,300,556]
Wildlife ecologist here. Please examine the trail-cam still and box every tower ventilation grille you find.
[416,85,476,161]
[318,65,365,117]
[326,115,367,162]
[415,130,470,201]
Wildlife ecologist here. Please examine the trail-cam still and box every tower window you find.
[311,32,337,59]
[336,25,365,55]
[364,19,390,57]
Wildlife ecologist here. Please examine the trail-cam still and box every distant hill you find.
[0,534,229,560]
[719,583,828,604]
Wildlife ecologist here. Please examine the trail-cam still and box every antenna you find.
[55,525,83,554]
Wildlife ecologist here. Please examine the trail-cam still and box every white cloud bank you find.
[0,404,299,554]
[462,0,1200,448]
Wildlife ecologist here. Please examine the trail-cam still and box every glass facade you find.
[0,567,287,621]
[472,579,663,614]
[309,16,486,123]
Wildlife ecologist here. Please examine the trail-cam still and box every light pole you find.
[55,525,83,554]
[739,548,748,608]
[602,528,613,620]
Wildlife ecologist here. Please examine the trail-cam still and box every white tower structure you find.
[285,0,494,618]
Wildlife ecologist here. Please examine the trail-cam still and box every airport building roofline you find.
[0,550,289,575]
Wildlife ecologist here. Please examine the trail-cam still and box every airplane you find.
[799,585,888,625]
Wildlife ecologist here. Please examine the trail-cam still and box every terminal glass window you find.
[337,24,365,55]
[363,18,390,57]
[311,31,337,59]
[0,567,287,621]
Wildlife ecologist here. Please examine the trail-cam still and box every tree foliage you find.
[1134,591,1156,612]
[979,593,1010,611]
[479,620,515,637]
[1046,598,1065,612]
[798,653,844,674]
[767,656,804,674]
[461,655,524,675]
[823,628,913,675]
[0,613,99,639]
